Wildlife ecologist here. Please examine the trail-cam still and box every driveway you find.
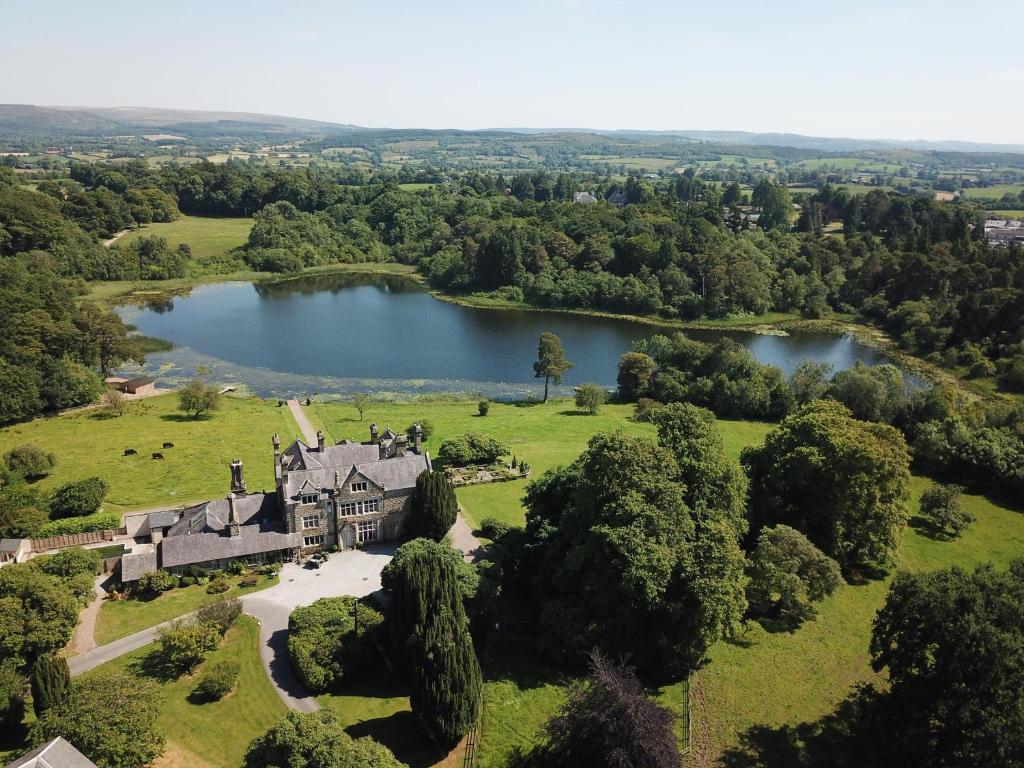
[242,544,396,711]
[69,546,397,713]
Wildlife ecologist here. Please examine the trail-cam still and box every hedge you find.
[37,510,121,538]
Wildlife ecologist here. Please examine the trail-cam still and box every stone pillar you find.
[230,459,246,495]
[227,492,240,537]
[413,423,423,453]
[370,422,379,445]
[317,430,326,452]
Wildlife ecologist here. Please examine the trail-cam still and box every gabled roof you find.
[7,737,98,767]
[160,528,301,569]
[280,438,428,499]
[168,493,278,536]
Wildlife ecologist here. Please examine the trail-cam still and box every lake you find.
[116,272,902,399]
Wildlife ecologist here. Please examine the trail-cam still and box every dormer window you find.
[300,493,318,505]
[351,481,368,493]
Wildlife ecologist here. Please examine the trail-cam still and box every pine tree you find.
[30,655,71,717]
[408,471,457,541]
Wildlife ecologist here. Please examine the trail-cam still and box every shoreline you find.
[91,262,976,397]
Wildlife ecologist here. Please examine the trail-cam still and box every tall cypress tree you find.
[381,541,482,748]
[30,655,71,716]
[409,471,458,541]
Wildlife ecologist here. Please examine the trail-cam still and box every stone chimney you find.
[395,434,407,457]
[413,423,423,453]
[272,432,280,460]
[317,430,326,452]
[370,422,379,445]
[230,459,247,495]
[227,492,240,537]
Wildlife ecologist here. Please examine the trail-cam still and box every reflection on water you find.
[116,273,904,399]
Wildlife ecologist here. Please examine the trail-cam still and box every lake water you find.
[116,273,901,399]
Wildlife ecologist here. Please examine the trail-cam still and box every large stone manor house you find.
[120,423,429,583]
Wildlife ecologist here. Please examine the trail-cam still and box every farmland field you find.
[962,184,1023,199]
[116,214,254,262]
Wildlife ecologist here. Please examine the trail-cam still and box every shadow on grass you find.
[908,514,954,541]
[557,409,595,417]
[346,711,446,768]
[159,413,210,422]
[129,647,185,683]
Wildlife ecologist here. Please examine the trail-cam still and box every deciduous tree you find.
[534,332,573,402]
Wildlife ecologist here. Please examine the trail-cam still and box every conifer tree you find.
[30,655,71,717]
[408,470,457,541]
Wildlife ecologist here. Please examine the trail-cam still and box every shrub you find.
[479,517,511,540]
[49,477,108,519]
[30,655,71,717]
[632,397,663,422]
[288,596,383,692]
[197,595,243,634]
[920,483,973,539]
[179,576,197,587]
[438,433,509,466]
[37,510,120,537]
[137,570,178,595]
[194,660,239,701]
[157,619,221,672]
[575,383,608,414]
[478,399,490,416]
[206,580,230,594]
[4,444,56,479]
[226,560,246,576]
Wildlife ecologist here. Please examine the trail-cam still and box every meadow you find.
[116,214,254,262]
[962,183,1023,199]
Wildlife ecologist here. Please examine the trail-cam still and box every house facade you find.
[119,424,429,583]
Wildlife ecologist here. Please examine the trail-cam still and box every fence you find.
[31,529,123,552]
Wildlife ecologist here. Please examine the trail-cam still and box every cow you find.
[123,448,137,456]
[162,442,174,449]
[152,452,164,460]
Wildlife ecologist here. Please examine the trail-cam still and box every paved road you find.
[287,399,318,444]
[450,512,484,562]
[68,547,397,712]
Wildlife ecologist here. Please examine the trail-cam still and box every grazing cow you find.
[162,442,174,449]
[123,448,137,456]
[152,452,164,460]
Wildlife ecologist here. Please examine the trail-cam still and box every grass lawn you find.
[0,394,303,514]
[962,184,1023,199]
[116,215,254,262]
[83,616,286,768]
[94,573,278,645]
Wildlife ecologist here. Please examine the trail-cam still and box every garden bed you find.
[445,463,531,487]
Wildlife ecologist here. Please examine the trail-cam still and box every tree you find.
[534,331,573,402]
[3,443,56,479]
[868,561,1024,767]
[29,655,71,716]
[157,619,221,672]
[408,470,458,541]
[30,670,164,768]
[652,402,749,536]
[477,398,490,416]
[919,483,972,539]
[746,525,843,624]
[538,650,682,768]
[195,595,243,635]
[789,360,832,405]
[380,539,482,747]
[574,383,608,415]
[0,486,47,539]
[0,563,79,664]
[742,401,911,573]
[287,596,383,692]
[177,378,221,419]
[617,351,657,402]
[522,432,746,677]
[37,547,101,578]
[101,388,126,416]
[194,660,239,701]
[74,303,143,377]
[825,362,907,424]
[245,710,404,768]
[438,433,509,466]
[49,477,108,518]
[351,392,368,421]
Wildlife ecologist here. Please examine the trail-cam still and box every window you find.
[357,520,378,543]
[302,515,320,530]
[338,498,380,517]
[299,493,318,505]
[303,534,324,547]
[350,481,368,493]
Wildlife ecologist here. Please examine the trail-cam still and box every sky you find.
[3,0,1023,144]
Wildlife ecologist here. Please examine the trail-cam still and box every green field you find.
[398,182,437,191]
[83,616,286,768]
[0,395,303,514]
[115,214,254,262]
[962,184,1023,199]
[95,573,278,644]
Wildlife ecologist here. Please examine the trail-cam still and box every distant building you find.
[105,375,156,396]
[573,191,598,204]
[6,737,98,768]
[119,424,430,582]
[606,190,629,207]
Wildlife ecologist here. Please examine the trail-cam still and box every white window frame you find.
[357,520,378,543]
[303,534,324,547]
[301,515,320,530]
[299,493,318,505]
[338,498,380,517]
[350,481,368,493]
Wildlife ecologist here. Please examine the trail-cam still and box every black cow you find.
[152,452,164,460]
[123,448,137,456]
[162,442,174,449]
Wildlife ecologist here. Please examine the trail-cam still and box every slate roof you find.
[119,545,158,583]
[168,493,278,536]
[159,528,301,568]
[6,738,98,768]
[0,539,26,553]
[125,375,155,387]
[280,440,429,499]
[147,511,178,529]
